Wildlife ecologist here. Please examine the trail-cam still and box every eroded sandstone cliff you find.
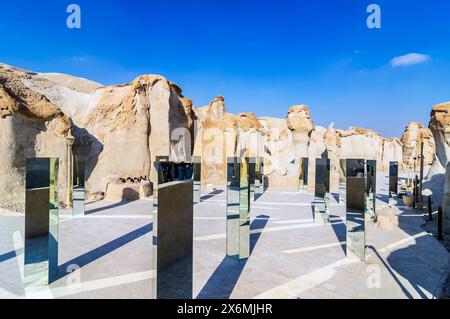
[425,102,450,219]
[0,64,72,211]
[0,63,440,210]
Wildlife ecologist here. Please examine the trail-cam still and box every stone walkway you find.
[0,175,449,299]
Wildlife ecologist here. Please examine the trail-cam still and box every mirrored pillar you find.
[298,158,309,193]
[193,156,201,204]
[72,155,85,216]
[153,156,170,222]
[249,157,256,202]
[239,157,251,259]
[260,158,265,193]
[339,159,347,204]
[152,180,193,299]
[226,157,240,257]
[345,159,366,261]
[254,158,262,199]
[314,158,330,224]
[389,161,398,205]
[366,160,377,220]
[24,158,59,287]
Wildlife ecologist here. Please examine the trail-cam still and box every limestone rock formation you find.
[0,64,72,211]
[259,117,297,188]
[425,102,450,213]
[0,63,195,205]
[193,96,238,186]
[401,121,435,172]
[382,138,403,171]
[0,62,441,212]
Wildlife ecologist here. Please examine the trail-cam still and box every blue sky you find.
[1,0,449,137]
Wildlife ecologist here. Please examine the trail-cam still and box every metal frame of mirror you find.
[24,157,59,287]
[314,158,331,225]
[298,157,309,193]
[344,159,375,262]
[72,155,85,216]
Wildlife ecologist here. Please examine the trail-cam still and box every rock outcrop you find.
[0,64,72,211]
[424,102,450,233]
[401,121,435,172]
[193,96,238,186]
[0,63,194,206]
[382,138,404,171]
[0,62,441,211]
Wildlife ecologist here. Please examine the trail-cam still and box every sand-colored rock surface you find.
[425,102,450,210]
[193,96,238,186]
[104,179,152,201]
[0,62,442,210]
[0,64,72,211]
[0,63,194,206]
[401,121,435,171]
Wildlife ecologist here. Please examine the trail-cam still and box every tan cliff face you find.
[0,62,440,209]
[0,64,72,211]
[0,64,195,206]
[429,102,450,165]
[287,105,314,133]
[425,102,450,212]
[401,121,435,171]
[192,96,238,186]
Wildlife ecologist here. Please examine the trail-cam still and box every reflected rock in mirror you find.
[24,157,59,287]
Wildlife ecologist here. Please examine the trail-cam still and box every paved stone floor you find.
[0,173,449,299]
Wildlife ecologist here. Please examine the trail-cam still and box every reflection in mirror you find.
[24,158,59,287]
[249,157,256,202]
[152,180,193,299]
[260,158,265,193]
[153,156,170,221]
[339,159,347,204]
[366,160,377,220]
[193,156,201,204]
[298,158,309,193]
[314,158,330,224]
[254,158,261,199]
[72,155,85,216]
[345,159,366,261]
[226,157,240,257]
[389,161,399,205]
[239,157,250,260]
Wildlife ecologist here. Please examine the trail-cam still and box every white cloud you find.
[390,53,430,67]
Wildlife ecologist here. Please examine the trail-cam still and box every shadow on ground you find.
[196,215,270,299]
[57,223,152,279]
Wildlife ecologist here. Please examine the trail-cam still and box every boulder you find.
[105,180,152,201]
[374,207,399,231]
